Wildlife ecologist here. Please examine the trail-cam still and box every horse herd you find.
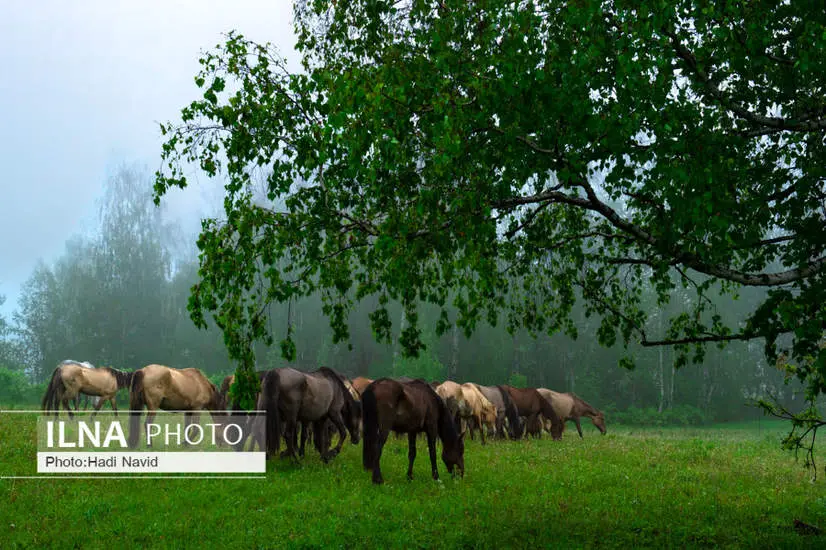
[41,360,606,484]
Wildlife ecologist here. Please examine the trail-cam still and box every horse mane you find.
[316,367,358,409]
[570,392,601,416]
[496,385,522,437]
[100,366,134,388]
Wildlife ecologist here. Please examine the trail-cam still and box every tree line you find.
[0,167,803,423]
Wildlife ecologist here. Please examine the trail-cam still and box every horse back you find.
[538,388,574,419]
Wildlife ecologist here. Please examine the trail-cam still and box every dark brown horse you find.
[474,384,523,440]
[260,367,361,462]
[502,386,563,440]
[362,378,465,484]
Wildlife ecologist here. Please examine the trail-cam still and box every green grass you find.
[1,414,825,549]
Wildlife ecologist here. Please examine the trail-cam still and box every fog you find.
[0,0,298,316]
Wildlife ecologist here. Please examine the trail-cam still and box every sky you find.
[0,0,297,317]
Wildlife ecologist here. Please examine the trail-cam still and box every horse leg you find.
[323,411,348,461]
[478,415,486,445]
[62,396,75,419]
[575,417,583,438]
[110,397,118,417]
[407,432,417,480]
[426,430,439,481]
[299,422,309,458]
[90,396,106,419]
[371,429,390,484]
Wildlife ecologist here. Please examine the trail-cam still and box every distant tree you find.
[154,0,826,444]
[0,294,24,370]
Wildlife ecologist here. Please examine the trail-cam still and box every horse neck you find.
[574,396,597,417]
[435,396,460,447]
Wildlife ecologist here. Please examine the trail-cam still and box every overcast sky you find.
[0,0,297,316]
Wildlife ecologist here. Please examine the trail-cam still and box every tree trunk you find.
[450,324,459,379]
[656,314,665,413]
[393,308,407,363]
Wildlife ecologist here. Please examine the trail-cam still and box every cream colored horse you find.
[128,364,225,447]
[538,388,606,437]
[436,381,497,444]
[351,376,373,396]
[459,383,498,442]
[42,360,133,418]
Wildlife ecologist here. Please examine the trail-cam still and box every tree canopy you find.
[154,1,826,413]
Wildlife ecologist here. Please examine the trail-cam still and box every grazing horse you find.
[42,360,133,418]
[260,367,361,462]
[459,383,498,443]
[502,386,564,440]
[362,378,465,484]
[474,384,523,439]
[538,388,607,437]
[127,364,226,448]
[72,362,100,411]
[435,381,497,444]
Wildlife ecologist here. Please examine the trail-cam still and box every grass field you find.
[1,414,825,549]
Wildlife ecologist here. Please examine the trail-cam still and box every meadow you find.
[1,414,825,549]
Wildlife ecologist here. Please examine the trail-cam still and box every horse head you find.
[442,431,465,478]
[593,411,607,434]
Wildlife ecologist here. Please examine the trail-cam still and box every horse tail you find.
[317,366,360,441]
[361,383,379,470]
[41,366,64,413]
[128,370,145,448]
[261,369,281,457]
[539,390,564,440]
[497,385,523,439]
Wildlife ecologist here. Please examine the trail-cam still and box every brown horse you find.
[474,384,523,439]
[538,388,607,437]
[42,360,133,418]
[127,364,226,448]
[260,367,361,462]
[362,378,464,484]
[502,385,563,440]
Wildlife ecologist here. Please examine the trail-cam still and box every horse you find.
[538,388,607,437]
[474,384,523,439]
[459,383,498,443]
[502,385,564,440]
[351,376,373,396]
[127,364,226,448]
[42,360,133,418]
[70,362,100,411]
[259,367,361,462]
[362,378,465,484]
[435,381,497,444]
